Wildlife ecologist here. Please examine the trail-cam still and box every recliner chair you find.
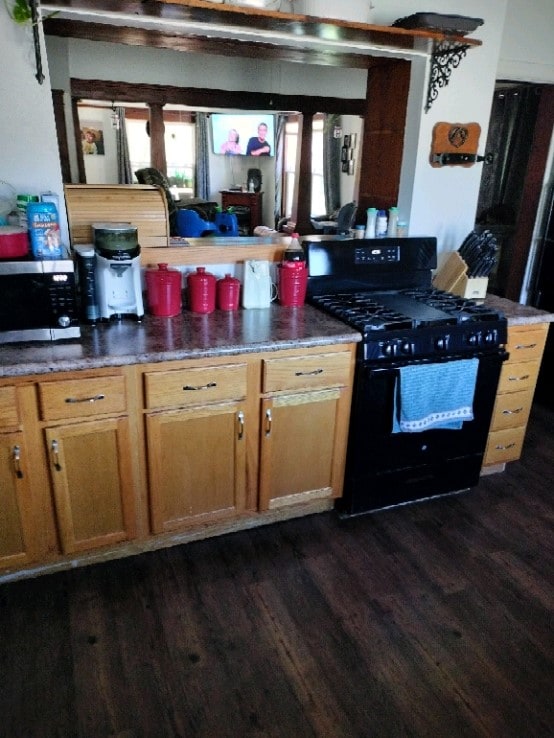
[311,201,357,235]
[134,167,178,236]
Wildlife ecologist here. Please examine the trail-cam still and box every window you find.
[282,115,326,218]
[126,109,195,195]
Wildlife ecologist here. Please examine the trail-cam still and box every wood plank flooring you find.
[1,402,553,738]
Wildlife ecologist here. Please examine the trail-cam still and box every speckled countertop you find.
[1,297,552,380]
[484,295,554,326]
[0,305,361,378]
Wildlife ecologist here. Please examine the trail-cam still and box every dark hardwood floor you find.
[1,403,553,738]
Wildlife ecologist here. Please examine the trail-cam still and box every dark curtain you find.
[323,114,342,216]
[115,107,133,184]
[195,112,210,199]
[476,84,541,225]
[274,114,286,227]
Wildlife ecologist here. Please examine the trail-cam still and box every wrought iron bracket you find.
[30,0,45,84]
[425,39,471,113]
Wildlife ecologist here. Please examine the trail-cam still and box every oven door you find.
[338,350,507,516]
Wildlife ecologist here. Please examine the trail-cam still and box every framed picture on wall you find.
[81,122,105,156]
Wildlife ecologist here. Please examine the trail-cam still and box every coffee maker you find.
[92,223,144,320]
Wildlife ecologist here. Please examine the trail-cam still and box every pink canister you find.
[187,266,216,313]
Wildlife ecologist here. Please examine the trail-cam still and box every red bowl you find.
[0,226,29,259]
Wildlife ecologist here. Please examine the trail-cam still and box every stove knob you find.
[468,333,480,347]
[435,336,449,351]
[382,342,396,357]
[400,341,413,355]
[58,315,71,328]
[484,330,496,344]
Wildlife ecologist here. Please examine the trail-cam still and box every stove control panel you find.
[354,245,400,264]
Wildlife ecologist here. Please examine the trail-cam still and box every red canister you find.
[145,263,182,317]
[187,266,216,313]
[217,273,241,311]
[277,262,308,307]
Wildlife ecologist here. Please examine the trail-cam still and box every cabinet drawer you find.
[506,324,548,363]
[484,426,526,466]
[497,359,540,394]
[490,389,534,431]
[144,363,247,409]
[38,375,127,421]
[262,351,351,393]
[0,386,19,428]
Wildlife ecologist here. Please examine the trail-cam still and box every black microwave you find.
[0,259,80,343]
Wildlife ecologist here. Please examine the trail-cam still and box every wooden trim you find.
[70,78,365,117]
[51,89,71,183]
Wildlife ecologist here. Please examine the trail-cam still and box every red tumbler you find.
[217,273,241,311]
[187,266,216,313]
[145,263,182,316]
[277,262,308,307]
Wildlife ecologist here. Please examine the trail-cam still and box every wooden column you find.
[294,113,315,235]
[357,59,410,213]
[148,103,167,174]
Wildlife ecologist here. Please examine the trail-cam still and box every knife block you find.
[433,251,488,299]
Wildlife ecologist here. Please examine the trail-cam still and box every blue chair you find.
[176,208,218,237]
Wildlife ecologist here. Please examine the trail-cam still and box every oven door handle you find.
[360,349,509,374]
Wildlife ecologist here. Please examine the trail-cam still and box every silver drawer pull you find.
[508,375,529,382]
[495,442,516,450]
[51,439,62,471]
[515,343,537,350]
[183,382,217,391]
[265,408,272,436]
[13,445,23,479]
[502,407,523,415]
[237,411,244,440]
[294,368,323,377]
[65,394,105,404]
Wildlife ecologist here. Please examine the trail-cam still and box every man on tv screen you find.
[246,122,271,156]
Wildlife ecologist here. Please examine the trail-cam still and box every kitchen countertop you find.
[2,296,552,380]
[0,305,360,379]
[484,295,554,326]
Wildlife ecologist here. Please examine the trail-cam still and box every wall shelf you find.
[42,0,481,69]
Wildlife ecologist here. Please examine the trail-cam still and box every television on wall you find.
[211,113,275,157]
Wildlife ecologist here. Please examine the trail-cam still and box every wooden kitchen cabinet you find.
[38,373,137,555]
[143,362,248,533]
[0,429,36,570]
[258,351,354,510]
[483,323,549,467]
[0,385,36,570]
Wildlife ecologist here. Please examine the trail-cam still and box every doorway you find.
[475,81,554,302]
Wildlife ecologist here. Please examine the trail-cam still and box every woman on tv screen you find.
[220,128,242,155]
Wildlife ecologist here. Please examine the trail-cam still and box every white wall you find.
[0,7,68,245]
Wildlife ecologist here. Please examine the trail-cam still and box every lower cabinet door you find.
[259,389,343,510]
[0,432,35,569]
[44,417,137,554]
[146,401,246,534]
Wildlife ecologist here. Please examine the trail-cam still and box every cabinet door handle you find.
[495,442,516,450]
[294,368,323,377]
[51,439,62,471]
[65,393,105,404]
[502,407,523,415]
[508,375,529,382]
[515,343,537,350]
[265,408,272,436]
[237,411,244,440]
[183,382,217,391]
[12,445,24,479]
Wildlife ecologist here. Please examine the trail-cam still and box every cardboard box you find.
[433,251,488,299]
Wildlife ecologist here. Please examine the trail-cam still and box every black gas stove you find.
[305,238,507,363]
[304,237,508,517]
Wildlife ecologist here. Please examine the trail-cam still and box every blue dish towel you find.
[392,359,479,433]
